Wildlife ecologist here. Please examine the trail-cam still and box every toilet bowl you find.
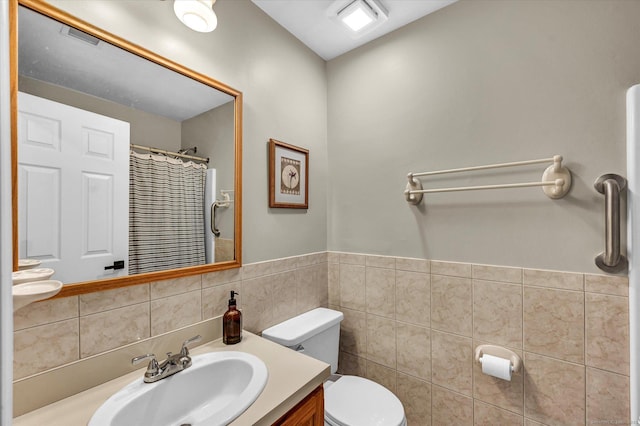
[262,308,407,426]
[324,375,406,426]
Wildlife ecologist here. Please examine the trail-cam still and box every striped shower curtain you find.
[129,151,207,275]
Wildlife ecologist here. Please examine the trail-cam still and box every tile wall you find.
[14,251,630,426]
[328,253,630,426]
[13,252,328,380]
[214,238,235,262]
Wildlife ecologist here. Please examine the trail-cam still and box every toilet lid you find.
[325,376,405,426]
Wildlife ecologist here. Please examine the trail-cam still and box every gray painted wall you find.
[183,101,236,240]
[327,0,640,274]
[46,0,329,264]
[42,0,640,274]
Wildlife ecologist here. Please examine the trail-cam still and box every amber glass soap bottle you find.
[223,290,242,344]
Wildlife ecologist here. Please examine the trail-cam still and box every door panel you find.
[18,92,130,283]
[82,172,113,255]
[19,164,61,259]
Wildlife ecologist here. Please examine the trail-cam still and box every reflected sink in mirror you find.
[12,268,55,285]
[89,351,268,426]
[13,279,63,312]
[18,258,41,270]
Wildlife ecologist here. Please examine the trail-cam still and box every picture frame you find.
[269,139,309,209]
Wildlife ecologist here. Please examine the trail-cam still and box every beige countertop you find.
[13,332,330,426]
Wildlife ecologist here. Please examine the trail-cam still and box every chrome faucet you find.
[132,335,202,383]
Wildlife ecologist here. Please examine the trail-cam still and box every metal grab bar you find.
[211,193,233,238]
[594,174,628,273]
[211,203,221,237]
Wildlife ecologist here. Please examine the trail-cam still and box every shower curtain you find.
[129,151,207,275]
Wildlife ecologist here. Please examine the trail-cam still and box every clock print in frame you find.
[269,139,309,209]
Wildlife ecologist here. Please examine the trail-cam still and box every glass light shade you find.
[174,0,218,33]
[338,0,377,32]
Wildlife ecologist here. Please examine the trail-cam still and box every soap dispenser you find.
[223,291,242,344]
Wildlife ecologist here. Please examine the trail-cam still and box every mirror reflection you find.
[15,5,240,287]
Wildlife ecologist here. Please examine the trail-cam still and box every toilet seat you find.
[324,376,406,426]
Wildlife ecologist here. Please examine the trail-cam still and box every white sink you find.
[13,279,63,312]
[12,268,55,284]
[89,351,269,426]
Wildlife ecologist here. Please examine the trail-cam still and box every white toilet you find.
[262,308,407,426]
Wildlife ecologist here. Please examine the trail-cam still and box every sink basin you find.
[89,351,269,426]
[12,268,55,284]
[13,279,63,311]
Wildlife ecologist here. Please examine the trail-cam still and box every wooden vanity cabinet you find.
[273,385,324,426]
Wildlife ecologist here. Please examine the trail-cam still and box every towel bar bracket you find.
[541,162,572,199]
[405,174,424,205]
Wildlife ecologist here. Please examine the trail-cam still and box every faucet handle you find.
[180,335,202,356]
[131,353,159,377]
[132,353,156,365]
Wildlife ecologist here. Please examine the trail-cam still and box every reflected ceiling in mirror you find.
[12,0,243,298]
[19,6,232,121]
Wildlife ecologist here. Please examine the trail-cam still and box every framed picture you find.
[269,139,309,209]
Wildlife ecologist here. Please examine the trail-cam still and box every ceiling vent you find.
[60,25,101,47]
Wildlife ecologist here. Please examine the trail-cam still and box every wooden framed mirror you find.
[10,0,242,298]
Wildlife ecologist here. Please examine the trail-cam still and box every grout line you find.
[522,272,527,417]
[471,277,475,426]
[429,269,434,425]
[75,316,81,363]
[148,288,152,341]
[583,273,587,425]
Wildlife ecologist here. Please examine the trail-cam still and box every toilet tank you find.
[262,308,344,374]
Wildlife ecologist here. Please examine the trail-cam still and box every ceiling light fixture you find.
[174,0,218,33]
[337,0,388,34]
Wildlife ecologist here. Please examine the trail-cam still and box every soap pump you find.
[223,290,242,344]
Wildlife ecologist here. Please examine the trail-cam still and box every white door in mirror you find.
[18,92,130,283]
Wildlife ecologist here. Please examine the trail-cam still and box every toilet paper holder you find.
[474,344,522,375]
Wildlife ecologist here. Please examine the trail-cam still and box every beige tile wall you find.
[329,253,630,426]
[13,252,328,380]
[14,251,630,426]
[214,238,235,263]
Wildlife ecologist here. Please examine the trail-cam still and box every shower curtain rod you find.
[130,143,210,163]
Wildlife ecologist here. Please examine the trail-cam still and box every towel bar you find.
[405,155,572,205]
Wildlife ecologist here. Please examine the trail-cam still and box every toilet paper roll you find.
[481,354,512,381]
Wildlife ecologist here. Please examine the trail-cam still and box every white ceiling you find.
[19,6,233,122]
[18,1,457,120]
[251,0,458,60]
